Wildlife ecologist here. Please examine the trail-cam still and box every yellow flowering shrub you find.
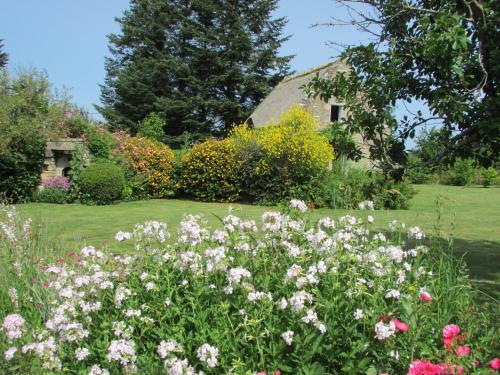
[256,104,334,177]
[180,138,242,202]
[230,105,334,204]
[116,134,175,197]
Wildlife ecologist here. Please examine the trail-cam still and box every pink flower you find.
[454,346,470,356]
[419,292,433,302]
[442,324,461,349]
[408,360,445,375]
[392,318,409,332]
[489,358,500,371]
[442,324,461,339]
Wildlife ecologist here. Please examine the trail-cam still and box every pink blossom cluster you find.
[2,314,25,341]
[43,177,70,191]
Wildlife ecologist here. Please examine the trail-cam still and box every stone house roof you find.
[248,59,350,128]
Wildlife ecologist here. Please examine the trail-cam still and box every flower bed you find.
[0,202,498,374]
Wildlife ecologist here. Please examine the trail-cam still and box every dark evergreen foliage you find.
[97,0,293,140]
[0,39,8,68]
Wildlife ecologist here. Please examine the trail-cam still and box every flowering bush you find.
[0,202,498,374]
[33,177,74,204]
[230,106,334,204]
[180,138,242,202]
[115,134,175,198]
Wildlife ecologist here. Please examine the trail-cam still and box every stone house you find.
[248,59,371,162]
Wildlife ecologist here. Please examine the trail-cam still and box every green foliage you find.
[446,158,476,186]
[68,143,86,199]
[305,0,500,175]
[0,69,51,202]
[137,112,165,142]
[84,124,115,160]
[32,187,73,204]
[309,162,415,210]
[78,161,125,205]
[481,167,498,188]
[180,138,242,202]
[97,0,293,137]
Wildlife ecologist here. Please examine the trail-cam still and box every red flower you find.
[419,292,433,302]
[309,202,315,209]
[391,318,409,332]
[489,358,500,371]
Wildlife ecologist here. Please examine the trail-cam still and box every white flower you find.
[289,199,308,213]
[107,339,136,371]
[354,309,364,320]
[301,309,318,324]
[227,267,251,286]
[374,321,396,340]
[75,347,90,361]
[115,231,132,242]
[247,291,272,302]
[389,350,400,361]
[157,339,182,359]
[288,291,313,312]
[385,289,401,299]
[4,346,17,361]
[317,322,327,334]
[281,330,294,345]
[197,343,219,368]
[278,297,288,310]
[408,226,425,240]
[88,364,110,375]
[367,215,374,224]
[145,282,155,291]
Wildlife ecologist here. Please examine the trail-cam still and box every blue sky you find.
[1,0,371,120]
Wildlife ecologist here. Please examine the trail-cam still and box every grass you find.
[17,184,500,298]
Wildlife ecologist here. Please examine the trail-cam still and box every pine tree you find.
[0,39,8,68]
[97,0,292,140]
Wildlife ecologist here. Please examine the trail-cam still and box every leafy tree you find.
[305,0,500,178]
[0,69,52,201]
[0,39,7,68]
[137,112,165,141]
[97,0,293,140]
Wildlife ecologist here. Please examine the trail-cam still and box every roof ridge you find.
[281,59,340,83]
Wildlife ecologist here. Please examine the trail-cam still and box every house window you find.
[330,105,343,123]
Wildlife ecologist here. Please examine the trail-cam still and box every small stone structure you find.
[40,138,90,187]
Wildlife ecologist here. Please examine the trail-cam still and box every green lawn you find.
[17,184,500,298]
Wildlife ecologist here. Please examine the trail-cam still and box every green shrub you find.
[78,161,125,205]
[0,70,50,202]
[84,124,115,160]
[137,112,165,142]
[33,187,73,204]
[366,175,416,209]
[446,158,476,186]
[180,138,242,202]
[481,167,498,188]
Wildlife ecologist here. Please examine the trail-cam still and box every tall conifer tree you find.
[97,0,292,139]
[0,39,8,68]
